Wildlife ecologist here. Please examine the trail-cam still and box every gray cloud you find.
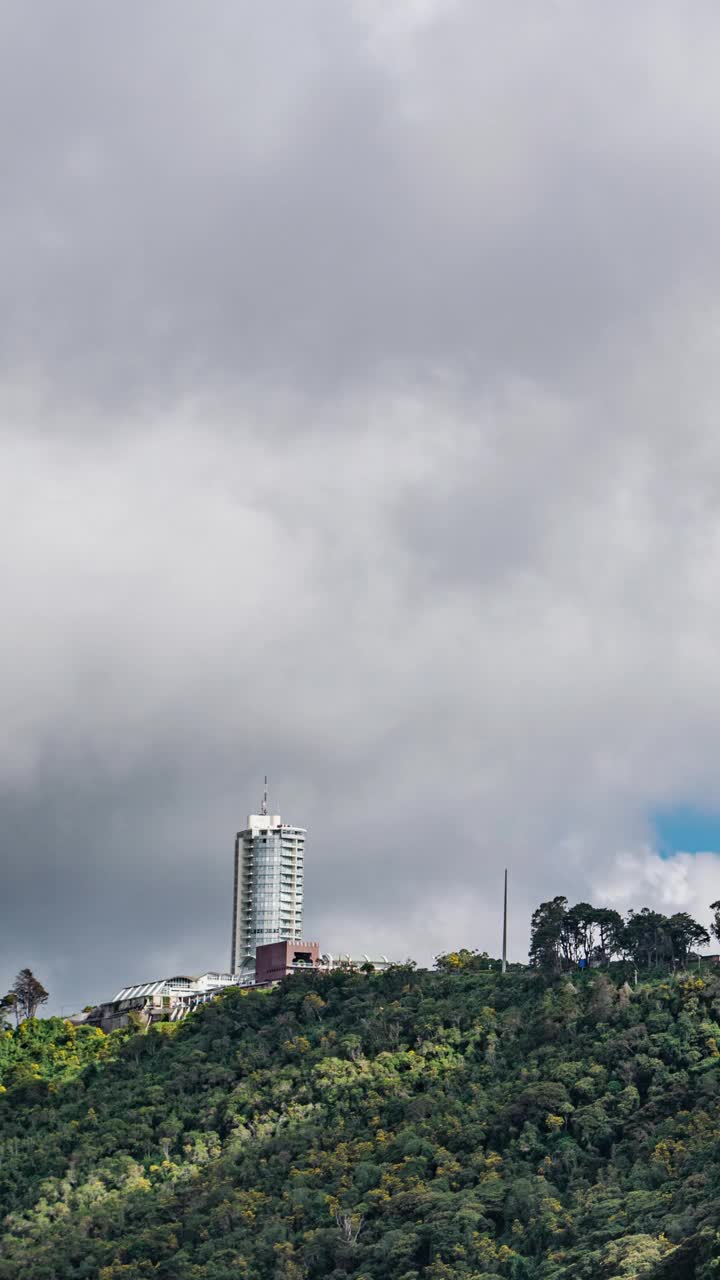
[3,1,720,407]
[3,2,720,1012]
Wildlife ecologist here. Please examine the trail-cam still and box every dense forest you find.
[2,956,720,1278]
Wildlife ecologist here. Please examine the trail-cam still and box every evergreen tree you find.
[529,895,567,971]
[10,968,49,1021]
[667,911,710,963]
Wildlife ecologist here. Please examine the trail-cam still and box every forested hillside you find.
[2,965,720,1279]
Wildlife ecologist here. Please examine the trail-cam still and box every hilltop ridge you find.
[1,966,720,1278]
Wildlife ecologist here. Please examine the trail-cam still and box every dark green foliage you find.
[709,900,720,946]
[529,899,710,974]
[2,967,720,1277]
[0,994,17,1029]
[529,897,568,971]
[667,913,711,964]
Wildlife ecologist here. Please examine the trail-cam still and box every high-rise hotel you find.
[230,784,306,974]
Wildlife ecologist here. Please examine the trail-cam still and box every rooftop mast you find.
[261,775,268,816]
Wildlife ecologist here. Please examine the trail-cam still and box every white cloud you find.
[594,848,720,944]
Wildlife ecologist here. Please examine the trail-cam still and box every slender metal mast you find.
[261,775,268,816]
[501,868,508,973]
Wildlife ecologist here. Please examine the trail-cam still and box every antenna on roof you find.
[261,775,268,816]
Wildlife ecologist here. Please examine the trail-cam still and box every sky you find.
[4,1,720,1013]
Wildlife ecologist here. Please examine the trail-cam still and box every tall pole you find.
[502,868,508,973]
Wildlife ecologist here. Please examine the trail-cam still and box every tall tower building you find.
[230,782,306,974]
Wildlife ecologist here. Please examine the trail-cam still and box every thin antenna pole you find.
[261,776,268,816]
[501,868,508,973]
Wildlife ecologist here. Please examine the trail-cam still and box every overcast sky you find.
[4,2,720,1013]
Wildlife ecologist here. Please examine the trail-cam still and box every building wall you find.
[255,940,320,985]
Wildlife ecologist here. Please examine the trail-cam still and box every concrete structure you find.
[255,940,321,985]
[71,947,400,1031]
[112,972,235,1003]
[77,972,236,1032]
[247,941,394,986]
[231,788,306,973]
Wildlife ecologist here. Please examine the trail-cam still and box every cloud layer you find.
[3,2,720,1010]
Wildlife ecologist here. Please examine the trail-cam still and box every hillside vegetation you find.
[1,966,720,1279]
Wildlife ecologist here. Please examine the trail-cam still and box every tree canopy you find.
[528,898,711,973]
[1,969,48,1026]
[2,962,720,1277]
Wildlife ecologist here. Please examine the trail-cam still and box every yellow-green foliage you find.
[1,968,720,1278]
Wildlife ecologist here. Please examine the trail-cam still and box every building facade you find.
[254,940,320,985]
[72,971,237,1033]
[230,804,306,973]
[71,947,398,1032]
[252,941,394,986]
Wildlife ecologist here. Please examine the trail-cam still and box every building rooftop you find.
[112,972,235,1002]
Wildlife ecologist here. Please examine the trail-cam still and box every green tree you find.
[563,902,595,964]
[0,991,19,1027]
[434,949,493,973]
[666,912,709,964]
[621,909,672,968]
[591,906,625,963]
[11,969,49,1021]
[529,896,567,972]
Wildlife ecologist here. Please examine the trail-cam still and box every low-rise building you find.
[75,947,398,1031]
[80,972,236,1032]
[111,972,235,1003]
[255,940,321,984]
[251,941,394,986]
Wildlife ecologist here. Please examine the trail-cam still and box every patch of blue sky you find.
[653,807,720,858]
